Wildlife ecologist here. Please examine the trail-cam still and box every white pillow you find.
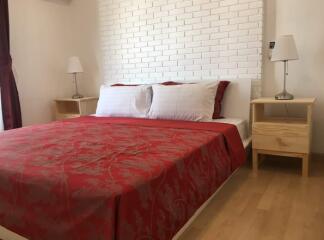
[149,82,218,121]
[96,85,152,118]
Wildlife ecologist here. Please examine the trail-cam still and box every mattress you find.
[91,115,250,148]
[207,118,251,148]
[93,115,251,148]
[173,118,251,240]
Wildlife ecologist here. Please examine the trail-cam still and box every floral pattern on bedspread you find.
[0,117,245,240]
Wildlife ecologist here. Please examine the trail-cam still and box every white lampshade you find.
[67,56,84,74]
[271,35,299,62]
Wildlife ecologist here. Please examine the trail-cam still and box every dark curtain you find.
[0,0,22,130]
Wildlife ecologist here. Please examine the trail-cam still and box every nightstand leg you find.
[302,154,309,177]
[253,150,258,172]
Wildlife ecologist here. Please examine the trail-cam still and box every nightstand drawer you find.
[252,123,309,138]
[252,134,309,153]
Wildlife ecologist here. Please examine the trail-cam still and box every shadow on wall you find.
[262,0,277,96]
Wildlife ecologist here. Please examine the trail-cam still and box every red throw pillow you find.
[213,81,230,119]
[111,83,139,86]
[160,81,182,86]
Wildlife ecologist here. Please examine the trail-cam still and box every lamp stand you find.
[72,73,83,99]
[275,60,294,100]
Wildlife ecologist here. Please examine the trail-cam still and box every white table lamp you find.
[67,56,84,99]
[271,35,299,100]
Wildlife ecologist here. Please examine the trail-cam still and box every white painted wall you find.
[9,0,74,126]
[8,0,324,153]
[69,0,102,97]
[9,0,262,128]
[8,0,100,126]
[263,0,324,153]
[98,0,263,89]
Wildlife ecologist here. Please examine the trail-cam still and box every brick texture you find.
[99,0,263,96]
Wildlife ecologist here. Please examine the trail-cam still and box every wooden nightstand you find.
[251,98,315,177]
[55,97,98,120]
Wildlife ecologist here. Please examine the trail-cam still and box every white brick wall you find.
[99,0,263,95]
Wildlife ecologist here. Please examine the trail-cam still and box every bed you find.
[0,79,251,240]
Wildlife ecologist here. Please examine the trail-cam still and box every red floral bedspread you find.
[0,117,245,240]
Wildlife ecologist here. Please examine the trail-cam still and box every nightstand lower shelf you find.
[55,97,98,120]
[253,149,309,177]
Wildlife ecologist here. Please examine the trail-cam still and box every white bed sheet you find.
[207,118,251,148]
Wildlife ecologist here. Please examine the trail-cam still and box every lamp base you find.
[72,94,84,99]
[275,91,294,100]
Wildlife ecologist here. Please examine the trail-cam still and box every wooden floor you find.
[178,154,324,240]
